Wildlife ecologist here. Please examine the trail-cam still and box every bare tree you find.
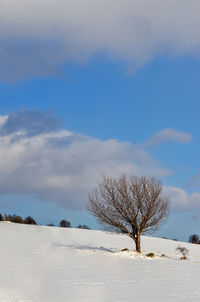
[87,175,169,253]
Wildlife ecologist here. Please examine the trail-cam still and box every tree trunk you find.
[135,233,141,253]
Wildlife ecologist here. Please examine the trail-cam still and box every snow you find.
[0,222,200,301]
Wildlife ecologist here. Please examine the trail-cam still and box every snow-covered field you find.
[0,222,200,301]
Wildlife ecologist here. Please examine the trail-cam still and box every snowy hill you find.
[0,222,200,301]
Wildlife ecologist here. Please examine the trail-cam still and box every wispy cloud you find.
[144,128,192,147]
[1,0,200,80]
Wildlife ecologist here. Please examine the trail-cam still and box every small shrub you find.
[76,224,90,230]
[146,252,155,258]
[176,246,189,260]
[188,234,199,244]
[47,223,55,227]
[121,248,129,252]
[59,219,71,228]
[24,216,37,225]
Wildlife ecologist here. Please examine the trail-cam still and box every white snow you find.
[0,222,200,301]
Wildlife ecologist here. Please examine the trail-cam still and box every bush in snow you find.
[76,224,90,230]
[188,234,199,244]
[24,216,37,225]
[59,219,71,228]
[176,246,189,260]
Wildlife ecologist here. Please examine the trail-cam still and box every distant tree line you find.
[0,213,90,229]
[0,213,37,224]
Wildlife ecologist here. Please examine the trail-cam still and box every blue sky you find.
[1,0,200,241]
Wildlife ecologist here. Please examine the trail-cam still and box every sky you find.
[0,0,200,241]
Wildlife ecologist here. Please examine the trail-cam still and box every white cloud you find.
[0,110,198,214]
[0,110,171,209]
[164,186,200,212]
[144,128,192,147]
[0,130,170,209]
[1,0,200,80]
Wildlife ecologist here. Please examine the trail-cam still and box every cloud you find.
[164,186,200,212]
[0,109,171,209]
[1,0,200,80]
[0,109,199,214]
[144,128,192,147]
